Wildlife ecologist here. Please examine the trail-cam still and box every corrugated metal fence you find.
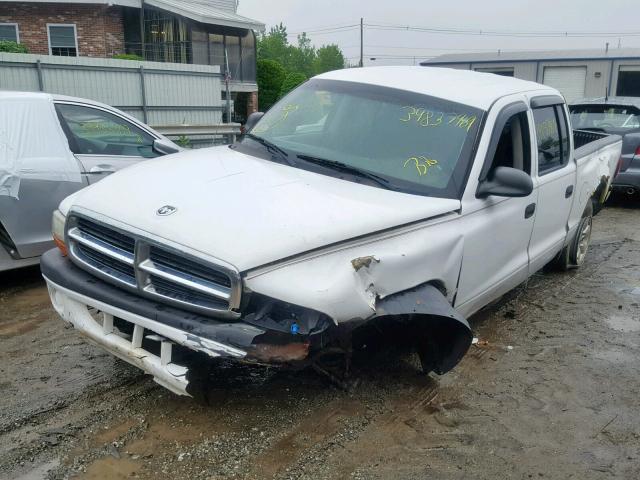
[0,53,223,128]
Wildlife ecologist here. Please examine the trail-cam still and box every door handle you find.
[565,185,574,198]
[524,203,536,219]
[89,164,116,174]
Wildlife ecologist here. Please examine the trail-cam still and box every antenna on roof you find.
[605,42,610,54]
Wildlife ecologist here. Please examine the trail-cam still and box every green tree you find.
[257,23,290,66]
[279,72,307,98]
[257,59,286,110]
[0,41,28,53]
[290,33,316,77]
[313,45,345,75]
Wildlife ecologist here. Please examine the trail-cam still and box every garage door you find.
[543,66,587,103]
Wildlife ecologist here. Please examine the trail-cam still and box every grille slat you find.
[77,218,135,253]
[150,247,232,288]
[148,275,228,310]
[68,217,238,316]
[77,243,136,285]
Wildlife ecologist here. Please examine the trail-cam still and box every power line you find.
[364,22,640,38]
[287,25,359,36]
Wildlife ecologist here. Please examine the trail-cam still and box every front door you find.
[456,100,538,317]
[528,102,576,273]
[54,103,160,184]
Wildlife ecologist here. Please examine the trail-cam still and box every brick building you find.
[0,0,263,120]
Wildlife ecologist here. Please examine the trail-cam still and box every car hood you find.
[66,146,461,271]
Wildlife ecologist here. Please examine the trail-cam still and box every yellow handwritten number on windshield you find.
[404,156,439,176]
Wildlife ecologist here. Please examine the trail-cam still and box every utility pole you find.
[224,47,232,124]
[359,18,364,67]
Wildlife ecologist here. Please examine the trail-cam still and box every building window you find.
[0,23,19,42]
[617,69,640,97]
[47,24,78,56]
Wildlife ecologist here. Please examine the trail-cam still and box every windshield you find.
[247,79,483,198]
[570,105,640,130]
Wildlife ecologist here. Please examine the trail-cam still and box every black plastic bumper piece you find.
[40,248,265,349]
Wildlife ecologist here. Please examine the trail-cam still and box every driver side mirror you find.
[244,112,264,133]
[477,166,533,198]
[153,138,180,155]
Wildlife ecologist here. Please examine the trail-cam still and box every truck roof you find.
[316,66,558,110]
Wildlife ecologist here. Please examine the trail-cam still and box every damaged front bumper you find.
[41,249,474,397]
[41,250,313,396]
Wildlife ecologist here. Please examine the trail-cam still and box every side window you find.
[55,104,159,158]
[533,105,568,174]
[487,112,531,174]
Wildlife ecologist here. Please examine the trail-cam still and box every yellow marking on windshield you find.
[401,107,476,130]
[252,104,300,134]
[447,113,477,131]
[404,156,439,176]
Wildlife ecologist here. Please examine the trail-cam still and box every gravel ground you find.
[1,197,639,480]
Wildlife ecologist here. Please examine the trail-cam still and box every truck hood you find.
[66,146,461,271]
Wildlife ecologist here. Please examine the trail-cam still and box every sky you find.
[237,0,640,66]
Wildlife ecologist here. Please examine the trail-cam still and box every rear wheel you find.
[572,214,593,267]
[549,201,593,271]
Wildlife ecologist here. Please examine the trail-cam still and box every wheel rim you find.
[576,217,592,265]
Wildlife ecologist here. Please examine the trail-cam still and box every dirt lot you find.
[1,198,639,480]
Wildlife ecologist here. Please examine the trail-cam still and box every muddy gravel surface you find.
[1,198,639,480]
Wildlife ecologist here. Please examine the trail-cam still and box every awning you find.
[145,0,265,31]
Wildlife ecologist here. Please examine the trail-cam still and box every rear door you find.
[54,102,161,184]
[0,95,86,260]
[528,99,577,273]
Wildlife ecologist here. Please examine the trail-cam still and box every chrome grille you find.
[67,215,241,317]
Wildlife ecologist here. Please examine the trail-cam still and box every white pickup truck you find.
[41,67,621,396]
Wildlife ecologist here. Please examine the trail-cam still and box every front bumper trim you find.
[44,275,247,396]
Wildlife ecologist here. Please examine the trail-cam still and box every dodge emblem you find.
[156,205,177,216]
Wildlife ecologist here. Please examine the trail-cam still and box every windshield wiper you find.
[245,134,296,166]
[296,154,394,190]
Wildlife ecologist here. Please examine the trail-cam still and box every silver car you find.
[0,91,180,272]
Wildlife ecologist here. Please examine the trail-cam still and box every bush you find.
[279,72,307,98]
[257,59,286,111]
[0,41,28,53]
[113,53,143,61]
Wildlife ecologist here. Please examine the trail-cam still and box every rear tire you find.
[549,201,593,271]
[571,211,593,267]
